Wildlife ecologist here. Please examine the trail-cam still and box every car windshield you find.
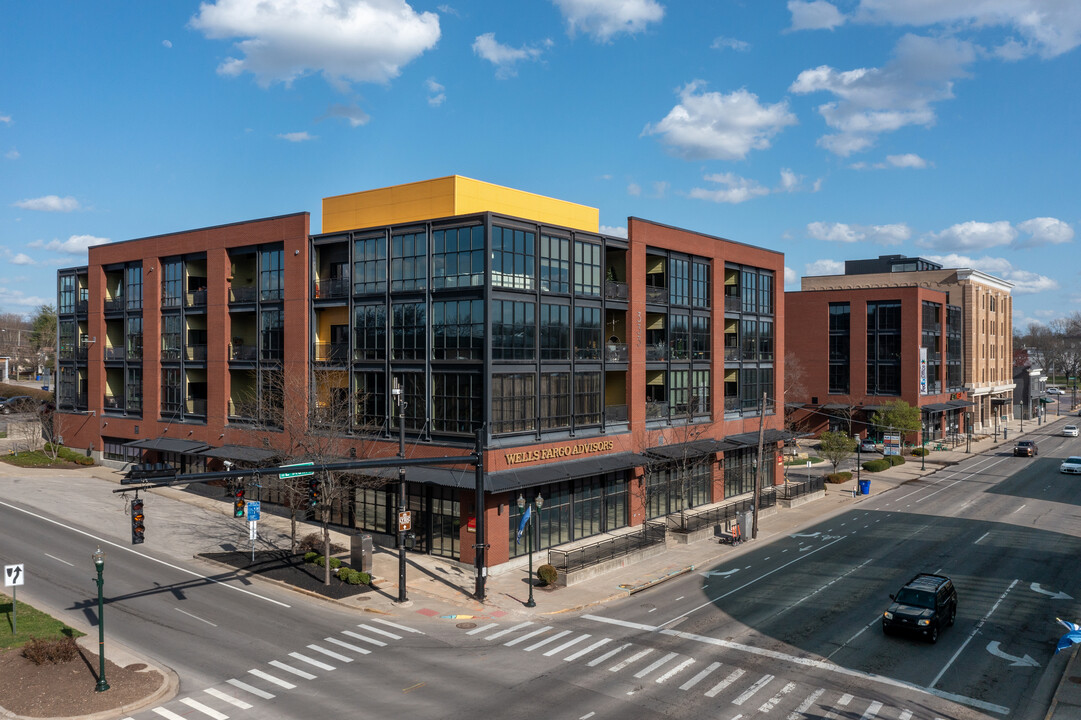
[895,588,934,608]
[1068,457,1081,464]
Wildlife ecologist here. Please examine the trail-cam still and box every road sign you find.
[398,510,412,532]
[279,461,315,479]
[4,564,25,587]
[247,501,261,521]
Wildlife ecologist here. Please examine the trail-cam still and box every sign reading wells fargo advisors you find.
[504,440,615,466]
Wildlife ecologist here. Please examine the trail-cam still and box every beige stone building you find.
[801,255,1013,433]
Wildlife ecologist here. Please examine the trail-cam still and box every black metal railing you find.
[668,490,776,534]
[724,295,741,312]
[104,298,125,312]
[605,342,628,362]
[604,280,628,301]
[646,343,667,361]
[605,404,628,423]
[645,286,667,304]
[645,401,668,420]
[548,521,667,574]
[315,342,349,364]
[315,278,350,299]
[186,345,208,362]
[229,344,257,361]
[778,476,824,501]
[230,286,258,303]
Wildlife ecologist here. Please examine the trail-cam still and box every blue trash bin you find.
[858,479,871,495]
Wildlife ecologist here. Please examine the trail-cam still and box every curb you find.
[620,565,697,595]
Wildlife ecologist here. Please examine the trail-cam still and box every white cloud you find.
[779,168,802,192]
[918,220,1016,250]
[688,173,770,204]
[163,39,173,48]
[886,153,927,168]
[924,252,1058,294]
[627,182,641,196]
[277,131,315,142]
[4,148,18,160]
[0,287,52,311]
[10,253,34,265]
[600,224,628,238]
[805,258,845,275]
[808,221,911,245]
[711,36,750,51]
[552,0,664,42]
[472,33,547,77]
[790,34,975,156]
[425,77,446,106]
[784,266,799,287]
[13,195,81,212]
[788,0,845,31]
[643,82,797,161]
[0,113,10,124]
[807,221,861,243]
[324,103,370,127]
[1017,216,1073,245]
[190,0,440,90]
[29,234,110,255]
[651,181,669,198]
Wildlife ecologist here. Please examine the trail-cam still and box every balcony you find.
[103,394,121,410]
[645,286,667,304]
[229,344,257,361]
[161,294,182,309]
[59,344,75,361]
[162,347,183,362]
[230,286,257,304]
[645,400,669,420]
[724,397,742,413]
[604,342,628,363]
[186,289,207,308]
[315,342,349,365]
[645,343,667,362]
[604,404,628,423]
[575,345,602,361]
[724,346,740,362]
[314,278,350,300]
[604,281,628,301]
[724,295,741,312]
[104,298,125,313]
[76,299,88,314]
[187,398,208,415]
[186,345,208,362]
[104,346,125,361]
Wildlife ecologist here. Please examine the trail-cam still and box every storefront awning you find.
[486,452,648,494]
[861,405,887,413]
[124,438,211,454]
[820,403,852,411]
[200,444,280,464]
[920,403,953,414]
[725,429,795,448]
[947,400,975,409]
[644,438,728,460]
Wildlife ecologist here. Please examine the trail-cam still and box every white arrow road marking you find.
[790,532,821,538]
[699,568,741,578]
[986,641,1040,667]
[1031,583,1073,600]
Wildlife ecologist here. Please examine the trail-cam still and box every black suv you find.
[882,573,957,643]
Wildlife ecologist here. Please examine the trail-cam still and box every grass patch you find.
[784,455,825,466]
[0,592,84,652]
[3,445,94,468]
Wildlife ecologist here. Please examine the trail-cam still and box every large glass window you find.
[353,370,386,432]
[508,474,628,558]
[574,371,602,425]
[573,306,601,360]
[645,462,712,520]
[58,320,76,359]
[491,226,535,290]
[125,264,143,311]
[491,373,536,434]
[353,304,387,361]
[353,236,387,295]
[669,258,689,305]
[162,315,182,361]
[539,303,570,360]
[921,301,943,395]
[433,226,484,290]
[540,372,570,430]
[126,316,143,359]
[162,260,183,308]
[741,270,757,314]
[433,299,483,361]
[691,316,711,360]
[260,248,284,301]
[670,370,689,418]
[723,447,773,498]
[392,372,426,432]
[161,368,183,418]
[59,275,75,314]
[758,272,774,315]
[540,234,570,294]
[392,302,426,361]
[946,305,963,391]
[261,308,284,361]
[432,372,481,434]
[691,260,710,308]
[492,300,535,361]
[670,313,690,360]
[574,241,601,297]
[391,230,427,292]
[691,369,711,416]
[867,300,902,395]
[126,367,142,413]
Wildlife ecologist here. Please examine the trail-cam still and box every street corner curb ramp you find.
[620,565,696,595]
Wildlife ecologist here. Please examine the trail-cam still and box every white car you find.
[1048,387,1066,395]
[1065,425,1080,438]
[1061,457,1081,474]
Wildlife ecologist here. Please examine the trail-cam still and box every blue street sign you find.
[246,501,261,521]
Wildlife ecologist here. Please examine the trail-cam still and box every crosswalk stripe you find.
[609,648,653,672]
[634,652,679,679]
[505,626,553,647]
[565,637,611,662]
[704,668,745,698]
[525,630,572,652]
[248,669,296,689]
[151,708,187,720]
[373,618,424,634]
[897,711,913,720]
[859,700,883,719]
[838,694,853,706]
[179,697,230,720]
[324,636,371,655]
[786,688,825,720]
[307,644,353,662]
[759,681,795,712]
[587,643,631,667]
[204,688,252,710]
[288,652,335,671]
[342,630,387,647]
[268,660,316,679]
[656,657,695,684]
[487,621,533,640]
[732,673,774,705]
[680,660,720,690]
[226,678,275,700]
[544,633,590,657]
[467,623,499,635]
[358,623,402,640]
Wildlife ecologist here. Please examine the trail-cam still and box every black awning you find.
[861,405,886,413]
[947,400,975,409]
[992,397,1012,405]
[725,429,791,448]
[124,438,211,454]
[644,438,727,460]
[820,403,851,411]
[200,444,280,464]
[920,403,953,414]
[486,452,647,494]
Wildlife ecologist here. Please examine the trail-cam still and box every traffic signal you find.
[308,477,321,508]
[130,497,145,545]
[233,487,245,518]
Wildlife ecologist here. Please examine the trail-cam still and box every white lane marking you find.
[580,713,595,719]
[179,697,229,720]
[656,657,695,684]
[226,678,274,700]
[544,633,590,657]
[859,700,883,719]
[759,681,795,712]
[342,630,386,647]
[288,652,335,671]
[176,607,217,626]
[1011,504,1027,514]
[505,626,553,647]
[358,623,402,640]
[587,643,631,667]
[467,622,498,635]
[151,708,188,720]
[205,688,253,709]
[609,648,653,672]
[830,612,889,659]
[581,614,657,632]
[307,644,353,662]
[931,578,1018,688]
[373,618,425,634]
[43,553,74,566]
[634,651,679,678]
[704,668,745,698]
[975,532,990,544]
[898,710,913,720]
[324,636,371,655]
[675,596,685,601]
[763,558,872,625]
[680,661,720,690]
[786,688,825,720]
[487,621,534,640]
[565,638,611,662]
[648,607,657,613]
[249,668,296,688]
[0,499,290,608]
[732,673,774,705]
[526,630,572,652]
[268,660,316,679]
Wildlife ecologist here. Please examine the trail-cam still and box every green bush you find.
[22,637,79,665]
[862,459,891,472]
[342,569,370,585]
[910,447,929,457]
[337,567,356,583]
[887,454,906,466]
[328,557,342,569]
[303,551,318,563]
[537,564,559,586]
[825,472,852,483]
[314,555,326,567]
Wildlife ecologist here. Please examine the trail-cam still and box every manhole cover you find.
[456,622,478,629]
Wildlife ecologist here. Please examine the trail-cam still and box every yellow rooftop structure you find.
[322,175,600,234]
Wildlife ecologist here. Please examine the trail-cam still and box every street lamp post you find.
[517,492,544,608]
[92,548,109,693]
[920,426,926,471]
[392,378,408,605]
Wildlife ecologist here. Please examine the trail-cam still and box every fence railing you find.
[667,490,776,534]
[777,476,824,501]
[548,521,667,574]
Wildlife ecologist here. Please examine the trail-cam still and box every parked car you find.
[1064,425,1079,438]
[1061,457,1081,475]
[1014,440,1039,457]
[883,573,958,643]
[859,438,878,453]
[0,395,36,414]
[1047,387,1066,395]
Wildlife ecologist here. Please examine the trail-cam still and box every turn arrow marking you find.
[789,532,821,539]
[986,641,1040,667]
[1031,583,1072,600]
[699,568,740,579]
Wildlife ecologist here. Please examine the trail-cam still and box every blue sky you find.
[2,0,1078,329]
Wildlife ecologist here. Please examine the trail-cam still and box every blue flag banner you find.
[1057,618,1081,653]
[516,504,532,545]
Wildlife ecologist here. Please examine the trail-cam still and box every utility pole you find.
[473,426,486,602]
[752,392,766,540]
[393,378,408,605]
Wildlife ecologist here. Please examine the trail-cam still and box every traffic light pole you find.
[394,380,408,605]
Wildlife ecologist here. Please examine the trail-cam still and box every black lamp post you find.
[517,492,544,608]
[92,548,109,693]
[920,426,926,471]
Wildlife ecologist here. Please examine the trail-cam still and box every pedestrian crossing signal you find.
[234,487,245,518]
[131,497,145,545]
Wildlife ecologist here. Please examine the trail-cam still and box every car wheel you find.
[929,624,939,643]
[947,606,956,627]
[882,624,891,636]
